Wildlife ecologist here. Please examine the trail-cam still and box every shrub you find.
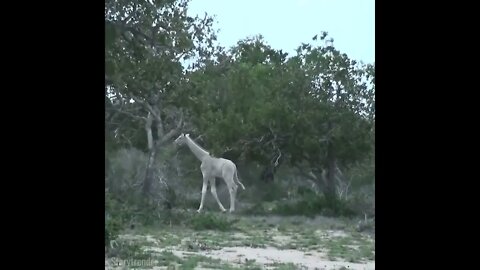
[105,191,125,247]
[106,147,181,227]
[346,184,375,217]
[105,215,121,248]
[188,212,237,231]
[107,240,151,260]
[272,193,355,217]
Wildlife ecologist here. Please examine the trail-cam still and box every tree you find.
[105,0,217,197]
[286,34,375,205]
[183,34,375,206]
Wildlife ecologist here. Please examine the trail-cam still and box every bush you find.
[105,215,121,247]
[106,147,182,227]
[241,202,274,215]
[107,240,151,260]
[258,181,288,202]
[188,212,237,231]
[105,191,125,247]
[272,194,323,217]
[272,193,355,218]
[346,184,375,217]
[106,148,147,197]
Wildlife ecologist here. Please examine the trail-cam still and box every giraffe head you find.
[174,133,188,145]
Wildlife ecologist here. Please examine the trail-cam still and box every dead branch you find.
[335,171,351,201]
[239,134,265,147]
[120,134,134,147]
[306,179,320,195]
[192,134,204,142]
[274,149,282,167]
[296,166,318,182]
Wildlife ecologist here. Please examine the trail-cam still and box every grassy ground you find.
[105,210,375,270]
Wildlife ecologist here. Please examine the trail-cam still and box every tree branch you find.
[145,112,154,150]
[111,108,147,122]
[110,21,172,51]
[175,51,188,61]
[239,134,265,150]
[160,110,184,145]
[130,95,162,123]
[296,166,318,182]
[274,149,282,167]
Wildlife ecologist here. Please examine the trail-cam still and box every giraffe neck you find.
[185,135,210,161]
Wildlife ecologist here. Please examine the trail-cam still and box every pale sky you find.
[187,0,375,64]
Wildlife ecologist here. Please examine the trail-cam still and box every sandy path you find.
[146,246,375,270]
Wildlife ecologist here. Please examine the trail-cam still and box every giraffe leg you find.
[229,183,238,213]
[210,178,226,212]
[197,174,209,213]
[221,165,239,213]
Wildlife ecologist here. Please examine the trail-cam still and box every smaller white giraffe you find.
[174,133,245,213]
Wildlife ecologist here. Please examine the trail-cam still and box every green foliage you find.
[106,147,198,229]
[157,251,183,266]
[272,193,355,218]
[347,186,375,217]
[181,255,222,270]
[105,214,121,247]
[105,0,218,154]
[188,212,237,231]
[255,181,288,202]
[273,262,298,270]
[105,190,128,247]
[347,156,375,189]
[105,0,374,220]
[108,241,151,261]
[239,180,357,218]
[184,34,374,203]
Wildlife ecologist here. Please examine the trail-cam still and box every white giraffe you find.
[174,133,245,213]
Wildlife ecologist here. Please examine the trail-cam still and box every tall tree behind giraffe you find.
[186,34,374,205]
[105,0,219,198]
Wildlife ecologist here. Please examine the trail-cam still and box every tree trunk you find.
[261,165,275,182]
[143,112,160,196]
[323,140,338,207]
[143,113,156,195]
[143,142,158,196]
[141,105,183,197]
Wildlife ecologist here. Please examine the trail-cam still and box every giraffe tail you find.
[234,169,245,190]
